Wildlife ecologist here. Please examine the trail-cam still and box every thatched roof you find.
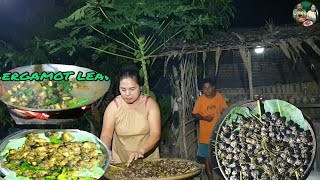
[157,23,320,100]
[158,23,320,57]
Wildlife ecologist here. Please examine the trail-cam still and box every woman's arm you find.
[100,101,117,150]
[192,113,214,122]
[140,97,161,154]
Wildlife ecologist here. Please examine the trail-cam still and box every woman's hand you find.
[110,152,115,165]
[298,17,306,23]
[127,150,144,167]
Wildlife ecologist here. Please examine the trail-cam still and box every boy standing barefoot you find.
[192,78,228,180]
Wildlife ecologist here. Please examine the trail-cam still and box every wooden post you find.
[180,54,188,158]
[239,46,254,100]
[247,51,253,100]
[215,47,222,77]
[172,65,183,157]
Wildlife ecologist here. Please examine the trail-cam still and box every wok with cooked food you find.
[0,64,110,112]
[3,79,90,110]
[0,129,110,180]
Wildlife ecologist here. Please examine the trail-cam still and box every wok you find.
[0,64,111,112]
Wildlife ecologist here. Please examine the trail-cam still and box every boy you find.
[192,78,228,180]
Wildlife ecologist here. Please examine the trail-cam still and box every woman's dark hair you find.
[119,65,144,86]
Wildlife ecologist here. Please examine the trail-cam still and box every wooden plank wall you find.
[204,48,320,89]
[217,81,320,120]
[218,81,319,102]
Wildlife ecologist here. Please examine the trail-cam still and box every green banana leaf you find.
[225,99,307,130]
[228,106,252,122]
[264,99,307,130]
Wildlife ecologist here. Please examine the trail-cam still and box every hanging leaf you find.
[202,51,206,78]
[264,99,307,130]
[215,47,222,76]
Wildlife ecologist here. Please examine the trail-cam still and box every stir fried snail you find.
[1,132,105,179]
[106,159,200,179]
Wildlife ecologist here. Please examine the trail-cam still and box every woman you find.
[307,4,318,22]
[100,66,161,166]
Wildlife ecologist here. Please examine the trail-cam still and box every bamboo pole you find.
[172,65,183,157]
[180,54,188,158]
[215,47,222,77]
[239,46,254,100]
[202,51,207,78]
[247,51,253,100]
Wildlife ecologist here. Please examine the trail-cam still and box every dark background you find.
[0,0,314,42]
[232,0,300,27]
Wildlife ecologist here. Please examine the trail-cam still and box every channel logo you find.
[292,1,318,27]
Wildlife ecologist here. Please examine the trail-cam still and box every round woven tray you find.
[209,99,317,180]
[103,158,202,180]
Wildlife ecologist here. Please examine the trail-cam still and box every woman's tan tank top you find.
[111,95,160,163]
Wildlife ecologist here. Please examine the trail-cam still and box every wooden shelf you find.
[295,104,320,108]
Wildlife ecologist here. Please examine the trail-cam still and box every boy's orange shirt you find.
[192,92,228,144]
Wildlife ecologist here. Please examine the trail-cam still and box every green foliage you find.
[142,86,156,100]
[203,0,235,29]
[227,99,307,130]
[48,0,235,55]
[228,106,251,122]
[45,0,235,99]
[44,0,235,92]
[0,37,51,67]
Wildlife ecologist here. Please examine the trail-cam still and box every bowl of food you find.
[104,158,202,180]
[303,20,313,27]
[0,129,110,179]
[210,99,316,180]
[0,64,111,112]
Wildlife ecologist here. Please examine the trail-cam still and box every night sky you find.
[0,0,316,43]
[232,0,303,27]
